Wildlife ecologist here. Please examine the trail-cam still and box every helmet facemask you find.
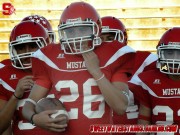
[58,18,102,54]
[9,34,47,69]
[101,26,124,43]
[157,43,180,75]
[48,31,56,43]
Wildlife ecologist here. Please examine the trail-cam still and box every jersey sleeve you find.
[109,42,136,81]
[0,84,11,101]
[32,56,52,89]
[0,68,13,101]
[111,52,135,82]
[0,59,11,66]
[118,52,135,74]
[128,75,151,108]
[111,70,130,83]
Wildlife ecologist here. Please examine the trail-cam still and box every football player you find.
[22,2,136,135]
[100,16,158,133]
[0,14,55,67]
[130,27,180,135]
[100,16,128,44]
[0,21,50,134]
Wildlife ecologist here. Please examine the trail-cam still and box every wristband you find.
[30,113,36,126]
[95,74,105,81]
[13,93,22,100]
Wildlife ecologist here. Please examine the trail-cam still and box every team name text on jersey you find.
[67,61,86,69]
[163,88,180,96]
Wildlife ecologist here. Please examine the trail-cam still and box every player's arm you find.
[22,57,67,132]
[129,79,151,135]
[0,75,33,134]
[0,96,21,134]
[82,51,129,115]
[138,103,151,124]
[2,125,12,135]
[22,83,49,121]
[0,98,15,134]
[136,104,151,135]
[23,83,67,132]
[22,56,51,122]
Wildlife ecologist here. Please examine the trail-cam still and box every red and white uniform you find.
[112,51,158,128]
[130,69,180,135]
[32,41,135,135]
[0,63,5,69]
[0,59,11,66]
[0,65,59,135]
[127,51,158,124]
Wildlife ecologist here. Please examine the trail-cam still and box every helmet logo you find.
[28,16,47,25]
[66,18,82,23]
[161,65,168,71]
[102,26,109,30]
[16,34,32,41]
[168,42,180,45]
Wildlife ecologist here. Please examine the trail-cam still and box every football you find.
[35,97,69,125]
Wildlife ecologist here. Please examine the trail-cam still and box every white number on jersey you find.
[55,79,105,119]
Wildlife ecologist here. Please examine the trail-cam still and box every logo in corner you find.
[10,74,18,80]
[2,3,16,15]
[153,79,161,84]
[57,53,65,58]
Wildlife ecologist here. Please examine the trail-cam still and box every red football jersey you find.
[0,59,11,66]
[130,69,180,135]
[128,51,158,121]
[0,62,5,69]
[32,41,135,135]
[111,51,158,133]
[0,65,61,135]
[113,51,158,82]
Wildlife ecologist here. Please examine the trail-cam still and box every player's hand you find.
[82,51,103,79]
[15,75,34,98]
[33,110,68,132]
[82,51,100,74]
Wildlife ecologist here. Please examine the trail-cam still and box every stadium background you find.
[0,0,180,61]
